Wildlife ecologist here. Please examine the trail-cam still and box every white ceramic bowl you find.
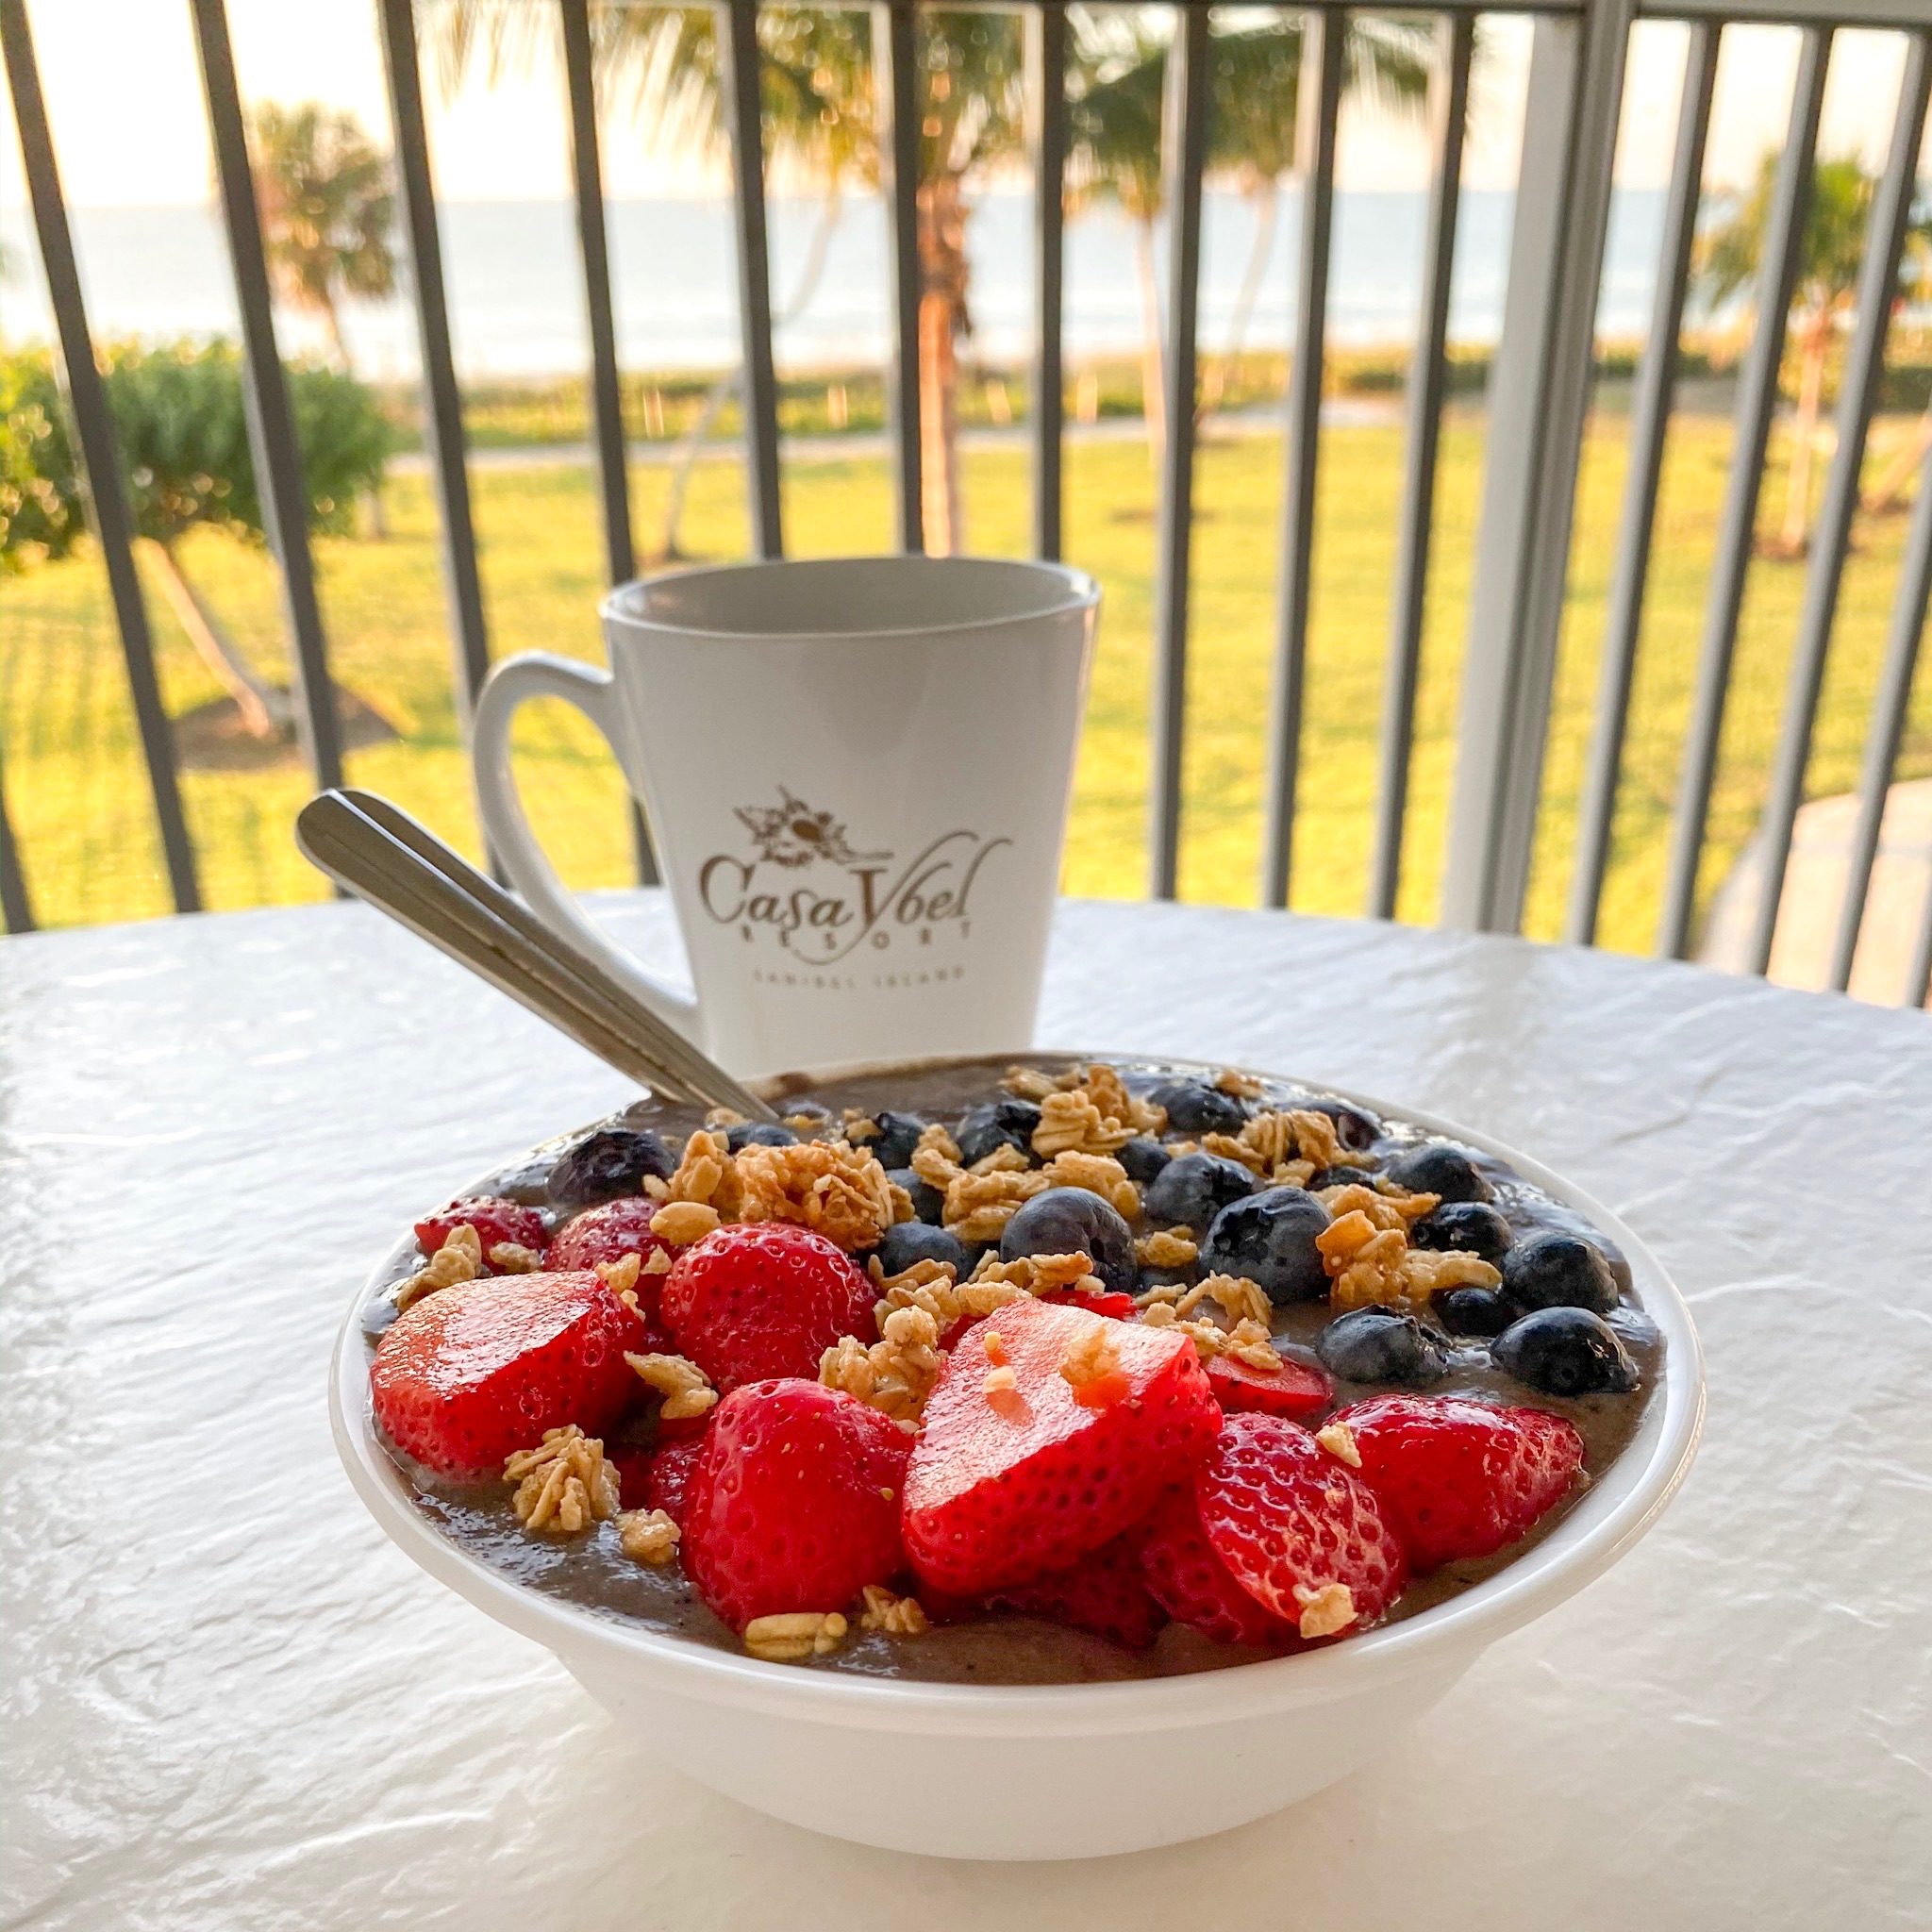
[331,1061,1703,1861]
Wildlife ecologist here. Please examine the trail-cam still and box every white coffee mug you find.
[472,555,1100,1077]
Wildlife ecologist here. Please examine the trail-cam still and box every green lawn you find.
[2,409,1927,961]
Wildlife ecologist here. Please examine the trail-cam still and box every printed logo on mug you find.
[473,556,1101,1076]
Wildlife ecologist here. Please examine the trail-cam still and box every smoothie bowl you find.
[331,1054,1702,1859]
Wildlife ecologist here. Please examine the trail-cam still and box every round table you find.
[4,896,1927,1931]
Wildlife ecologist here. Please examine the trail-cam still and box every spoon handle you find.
[296,789,779,1123]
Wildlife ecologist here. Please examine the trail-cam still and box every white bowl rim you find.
[330,1052,1705,1738]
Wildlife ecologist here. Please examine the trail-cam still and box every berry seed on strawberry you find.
[413,1195,548,1269]
[1205,1347,1333,1421]
[662,1222,874,1391]
[1335,1393,1585,1574]
[1194,1411,1408,1639]
[371,1271,641,1478]
[902,1297,1220,1597]
[681,1379,911,1631]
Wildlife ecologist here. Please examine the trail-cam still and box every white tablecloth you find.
[3,896,1927,1929]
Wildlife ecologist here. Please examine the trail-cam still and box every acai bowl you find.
[331,1053,1702,1858]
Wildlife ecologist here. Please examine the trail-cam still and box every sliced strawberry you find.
[413,1194,548,1268]
[371,1271,640,1478]
[1194,1412,1408,1638]
[662,1223,874,1392]
[1038,1287,1140,1321]
[1206,1347,1333,1421]
[902,1297,1219,1596]
[682,1379,911,1631]
[984,1535,1165,1650]
[1139,1483,1297,1648]
[550,1197,674,1276]
[1336,1394,1585,1574]
[642,1430,708,1524]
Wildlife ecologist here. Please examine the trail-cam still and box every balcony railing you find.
[1,0,1927,1008]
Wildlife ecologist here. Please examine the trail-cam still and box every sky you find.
[0,0,1924,214]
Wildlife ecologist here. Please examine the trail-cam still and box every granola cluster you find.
[394,1223,482,1312]
[1314,1182,1499,1311]
[736,1137,902,1252]
[505,1425,621,1534]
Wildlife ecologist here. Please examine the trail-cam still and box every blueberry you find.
[1118,1137,1173,1186]
[1198,1186,1331,1306]
[999,1187,1137,1295]
[1433,1285,1513,1338]
[549,1127,675,1205]
[1143,1152,1257,1231]
[1316,1307,1448,1387]
[725,1121,798,1151]
[1493,1307,1639,1396]
[866,1109,927,1171]
[1146,1078,1249,1136]
[873,1220,967,1277]
[955,1099,1041,1167]
[1384,1142,1495,1204]
[888,1167,946,1224]
[1411,1200,1516,1266]
[1301,1097,1381,1154]
[1501,1230,1618,1316]
[1309,1164,1374,1191]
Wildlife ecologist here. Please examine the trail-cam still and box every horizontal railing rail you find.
[1,0,1927,1008]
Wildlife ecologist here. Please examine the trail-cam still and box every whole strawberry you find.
[1335,1394,1584,1574]
[413,1195,548,1268]
[681,1379,911,1631]
[902,1298,1219,1596]
[1194,1412,1408,1639]
[661,1223,874,1391]
[371,1271,641,1478]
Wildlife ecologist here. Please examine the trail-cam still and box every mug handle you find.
[471,652,702,1037]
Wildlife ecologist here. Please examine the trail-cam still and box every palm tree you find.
[248,102,396,373]
[1068,15,1432,457]
[1697,151,1932,558]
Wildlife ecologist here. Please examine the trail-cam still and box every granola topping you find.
[487,1241,542,1273]
[1315,1421,1362,1468]
[595,1252,642,1297]
[737,1138,899,1251]
[651,1200,723,1246]
[742,1610,849,1662]
[505,1425,621,1534]
[1136,1226,1199,1269]
[618,1507,681,1566]
[820,1305,945,1426]
[1316,1184,1498,1310]
[394,1222,482,1312]
[626,1351,718,1421]
[858,1584,930,1636]
[1293,1581,1358,1640]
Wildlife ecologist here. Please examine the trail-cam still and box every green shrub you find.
[0,339,392,571]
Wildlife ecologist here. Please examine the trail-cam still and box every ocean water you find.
[0,184,1669,380]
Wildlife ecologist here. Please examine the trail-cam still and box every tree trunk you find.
[144,539,289,740]
[659,185,845,561]
[1133,215,1167,468]
[1777,315,1831,556]
[1204,180,1279,417]
[1862,408,1932,517]
[916,173,971,556]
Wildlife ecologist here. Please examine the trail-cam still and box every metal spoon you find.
[295,788,779,1122]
